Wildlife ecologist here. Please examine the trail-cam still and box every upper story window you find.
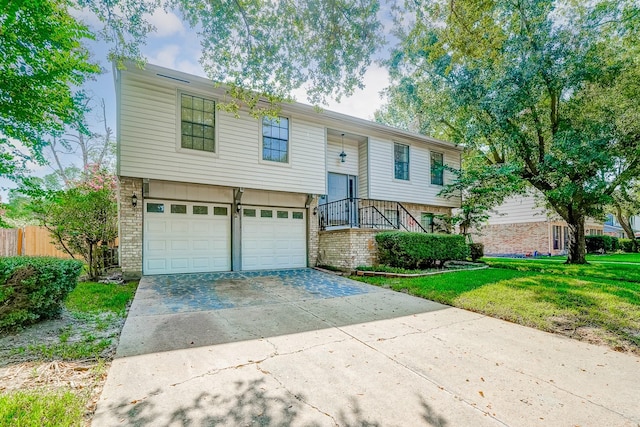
[180,93,215,152]
[262,116,289,163]
[431,151,444,186]
[394,143,409,180]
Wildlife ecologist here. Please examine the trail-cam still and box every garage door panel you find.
[242,206,306,270]
[144,200,231,274]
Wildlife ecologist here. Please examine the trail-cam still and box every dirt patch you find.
[549,316,640,356]
[0,307,128,425]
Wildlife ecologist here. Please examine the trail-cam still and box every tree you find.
[79,0,384,110]
[0,0,100,178]
[611,183,640,243]
[33,167,118,279]
[380,0,640,263]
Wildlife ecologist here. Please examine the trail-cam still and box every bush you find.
[376,231,470,269]
[619,238,638,253]
[610,236,619,252]
[469,243,484,261]
[585,235,614,254]
[0,257,83,332]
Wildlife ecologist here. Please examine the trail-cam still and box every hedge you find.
[620,238,638,253]
[376,231,470,269]
[0,257,83,332]
[585,235,617,254]
[469,243,484,262]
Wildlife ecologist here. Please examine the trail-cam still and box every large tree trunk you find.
[566,215,587,264]
[615,205,636,241]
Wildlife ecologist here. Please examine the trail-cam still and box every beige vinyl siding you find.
[367,138,461,207]
[119,73,325,194]
[358,139,369,198]
[326,137,359,175]
[486,195,548,225]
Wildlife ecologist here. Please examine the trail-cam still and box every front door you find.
[320,173,358,227]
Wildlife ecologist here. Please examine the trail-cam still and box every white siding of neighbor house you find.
[486,195,549,225]
[326,137,359,176]
[119,73,325,195]
[358,139,369,199]
[367,137,461,207]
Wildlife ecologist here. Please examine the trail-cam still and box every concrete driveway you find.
[92,269,640,426]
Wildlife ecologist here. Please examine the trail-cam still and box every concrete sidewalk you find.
[92,272,640,426]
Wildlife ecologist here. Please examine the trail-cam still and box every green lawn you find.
[354,264,640,353]
[1,281,138,427]
[483,257,640,282]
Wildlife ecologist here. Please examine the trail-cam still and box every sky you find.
[1,6,395,200]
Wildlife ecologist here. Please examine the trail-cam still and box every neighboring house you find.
[472,193,604,256]
[116,64,462,278]
[604,214,640,238]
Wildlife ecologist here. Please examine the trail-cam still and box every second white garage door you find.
[241,206,306,270]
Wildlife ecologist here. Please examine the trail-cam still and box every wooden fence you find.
[1,226,76,258]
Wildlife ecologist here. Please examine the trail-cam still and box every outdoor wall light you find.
[131,193,138,208]
[313,207,318,216]
[339,133,347,163]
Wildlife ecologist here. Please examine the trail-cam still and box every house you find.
[472,193,604,256]
[604,214,640,238]
[116,64,463,278]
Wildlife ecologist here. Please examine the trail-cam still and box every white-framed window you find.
[394,143,409,180]
[421,213,434,233]
[553,225,562,250]
[262,116,289,163]
[431,151,444,186]
[179,93,215,152]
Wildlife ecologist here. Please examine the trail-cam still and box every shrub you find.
[585,235,614,253]
[0,257,83,331]
[610,236,619,252]
[469,243,484,261]
[619,238,638,253]
[376,231,470,269]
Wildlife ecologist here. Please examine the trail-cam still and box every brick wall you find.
[118,176,143,279]
[308,197,319,267]
[472,222,551,256]
[317,228,381,270]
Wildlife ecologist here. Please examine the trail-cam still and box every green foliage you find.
[32,168,118,279]
[65,281,137,315]
[376,231,470,269]
[381,0,640,264]
[585,235,615,254]
[468,243,484,262]
[0,257,83,331]
[0,389,85,427]
[619,238,638,253]
[0,0,100,178]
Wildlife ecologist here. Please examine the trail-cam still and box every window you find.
[384,209,398,228]
[146,203,164,213]
[421,213,434,233]
[214,207,228,216]
[563,226,569,249]
[431,151,444,186]
[292,212,304,219]
[180,93,215,152]
[262,117,289,163]
[171,204,187,214]
[261,209,273,218]
[277,211,288,219]
[553,225,562,250]
[394,143,409,180]
[243,209,256,217]
[193,206,208,215]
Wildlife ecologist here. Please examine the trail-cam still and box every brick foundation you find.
[472,222,551,256]
[317,228,381,270]
[308,197,319,267]
[118,176,143,279]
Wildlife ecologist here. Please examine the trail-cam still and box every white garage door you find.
[144,200,231,274]
[241,207,306,270]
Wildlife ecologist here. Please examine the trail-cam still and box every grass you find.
[482,258,640,283]
[64,281,138,314]
[0,389,86,427]
[1,280,138,427]
[354,264,640,353]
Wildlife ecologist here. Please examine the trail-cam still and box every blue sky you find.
[1,7,394,199]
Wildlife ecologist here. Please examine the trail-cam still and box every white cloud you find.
[145,44,204,77]
[146,10,185,38]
